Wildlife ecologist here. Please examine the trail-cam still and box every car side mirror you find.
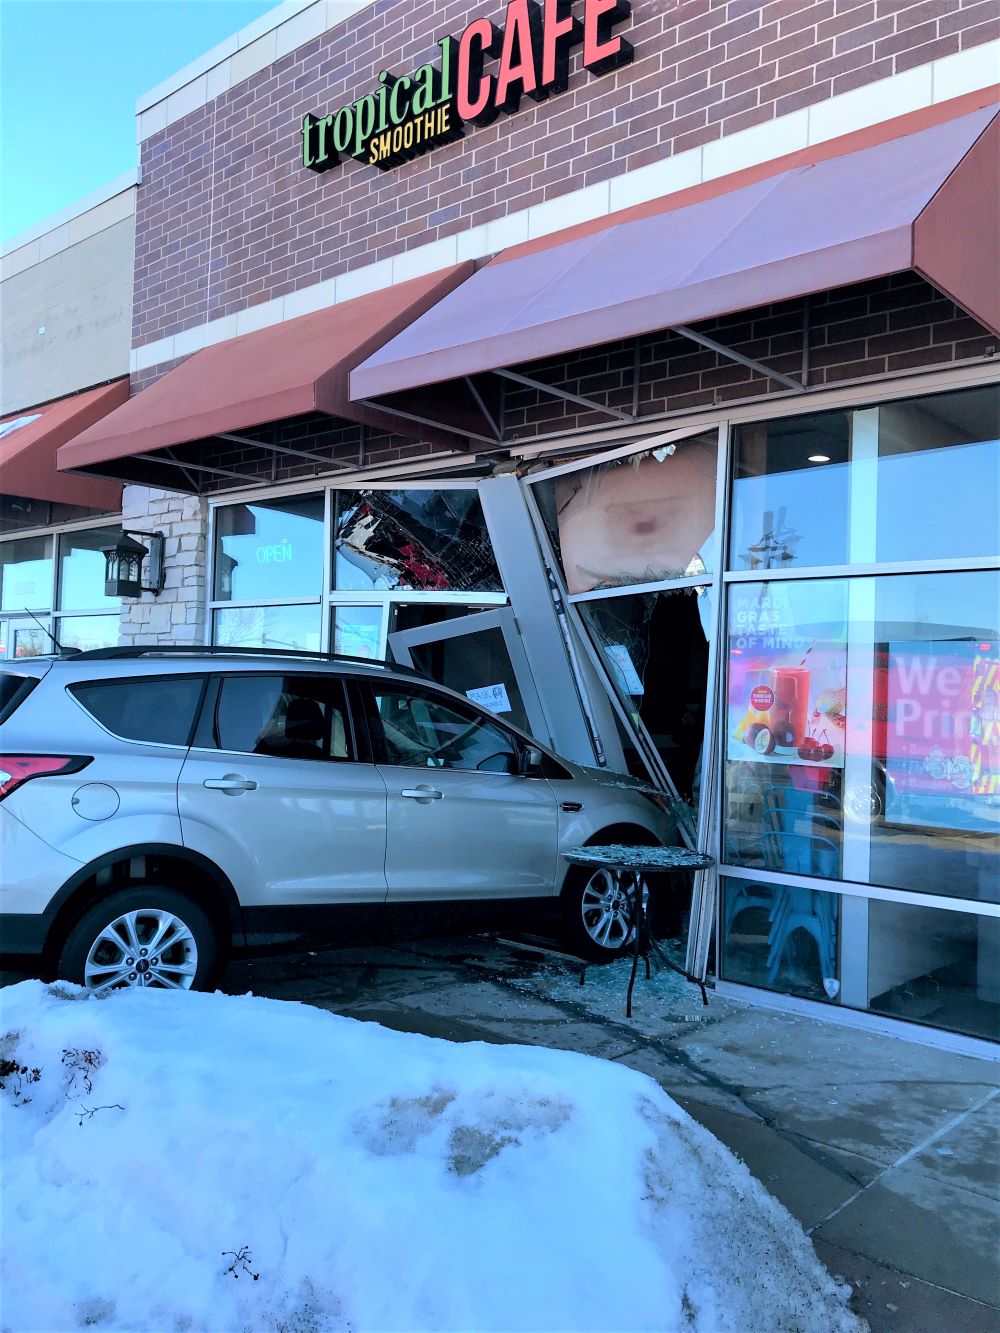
[521,744,544,775]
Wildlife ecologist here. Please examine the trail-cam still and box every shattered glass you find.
[334,490,502,593]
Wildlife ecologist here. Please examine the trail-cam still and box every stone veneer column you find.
[117,485,209,646]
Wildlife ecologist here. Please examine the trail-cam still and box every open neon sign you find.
[301,0,633,173]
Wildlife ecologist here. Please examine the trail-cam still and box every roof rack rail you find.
[66,644,426,677]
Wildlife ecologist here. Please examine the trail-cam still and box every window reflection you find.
[214,495,324,602]
[876,386,999,563]
[214,604,321,652]
[57,615,118,653]
[868,899,999,1041]
[731,413,851,570]
[12,626,50,658]
[59,528,119,610]
[334,490,501,593]
[730,387,999,572]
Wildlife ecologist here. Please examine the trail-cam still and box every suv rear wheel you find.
[57,888,218,993]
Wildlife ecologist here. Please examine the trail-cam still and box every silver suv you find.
[0,648,677,991]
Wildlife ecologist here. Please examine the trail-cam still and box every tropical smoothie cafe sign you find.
[301,0,634,173]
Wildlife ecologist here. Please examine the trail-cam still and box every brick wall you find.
[501,273,997,438]
[133,0,998,349]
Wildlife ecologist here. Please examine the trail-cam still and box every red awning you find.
[58,264,474,489]
[351,105,999,402]
[0,382,126,510]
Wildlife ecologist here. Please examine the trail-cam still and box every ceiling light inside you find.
[807,454,830,463]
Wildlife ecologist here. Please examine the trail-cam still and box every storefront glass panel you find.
[57,614,119,653]
[730,412,852,570]
[724,578,848,878]
[332,605,382,659]
[407,623,533,735]
[867,898,999,1041]
[1,536,53,611]
[333,490,502,593]
[534,435,718,594]
[723,571,998,900]
[730,387,999,572]
[720,878,999,1040]
[720,879,841,1004]
[875,386,999,563]
[214,495,325,602]
[580,587,713,810]
[214,604,321,652]
[11,623,50,658]
[59,527,119,610]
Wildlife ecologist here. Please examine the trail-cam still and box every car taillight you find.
[0,755,91,802]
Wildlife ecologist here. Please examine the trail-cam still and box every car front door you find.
[360,680,558,900]
[178,672,388,906]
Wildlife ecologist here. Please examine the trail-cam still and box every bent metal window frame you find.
[205,481,509,660]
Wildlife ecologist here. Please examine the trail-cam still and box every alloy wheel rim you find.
[83,909,198,993]
[580,869,638,950]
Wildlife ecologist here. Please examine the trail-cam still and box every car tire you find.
[561,865,641,962]
[57,887,219,994]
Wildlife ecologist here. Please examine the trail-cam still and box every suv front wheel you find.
[57,888,218,993]
[562,866,641,961]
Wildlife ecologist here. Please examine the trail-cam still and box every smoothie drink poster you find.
[727,583,847,768]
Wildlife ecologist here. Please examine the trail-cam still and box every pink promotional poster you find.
[727,584,847,771]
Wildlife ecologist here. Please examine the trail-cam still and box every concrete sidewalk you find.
[221,932,1000,1333]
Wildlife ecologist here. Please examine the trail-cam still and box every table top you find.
[564,844,715,873]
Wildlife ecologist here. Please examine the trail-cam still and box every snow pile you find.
[1,981,864,1333]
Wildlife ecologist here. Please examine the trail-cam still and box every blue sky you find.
[1,0,275,243]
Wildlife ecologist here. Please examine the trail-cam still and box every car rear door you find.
[359,679,558,900]
[177,671,388,906]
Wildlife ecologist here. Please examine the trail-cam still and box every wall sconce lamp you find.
[102,530,165,598]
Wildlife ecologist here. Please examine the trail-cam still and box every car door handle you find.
[203,775,258,793]
[400,787,443,801]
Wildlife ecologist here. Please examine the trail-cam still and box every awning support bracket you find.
[145,452,256,486]
[464,377,502,441]
[353,398,503,449]
[160,449,200,493]
[216,432,357,471]
[671,325,806,393]
[493,369,636,423]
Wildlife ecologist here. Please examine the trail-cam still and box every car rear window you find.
[0,673,39,724]
[69,676,206,747]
